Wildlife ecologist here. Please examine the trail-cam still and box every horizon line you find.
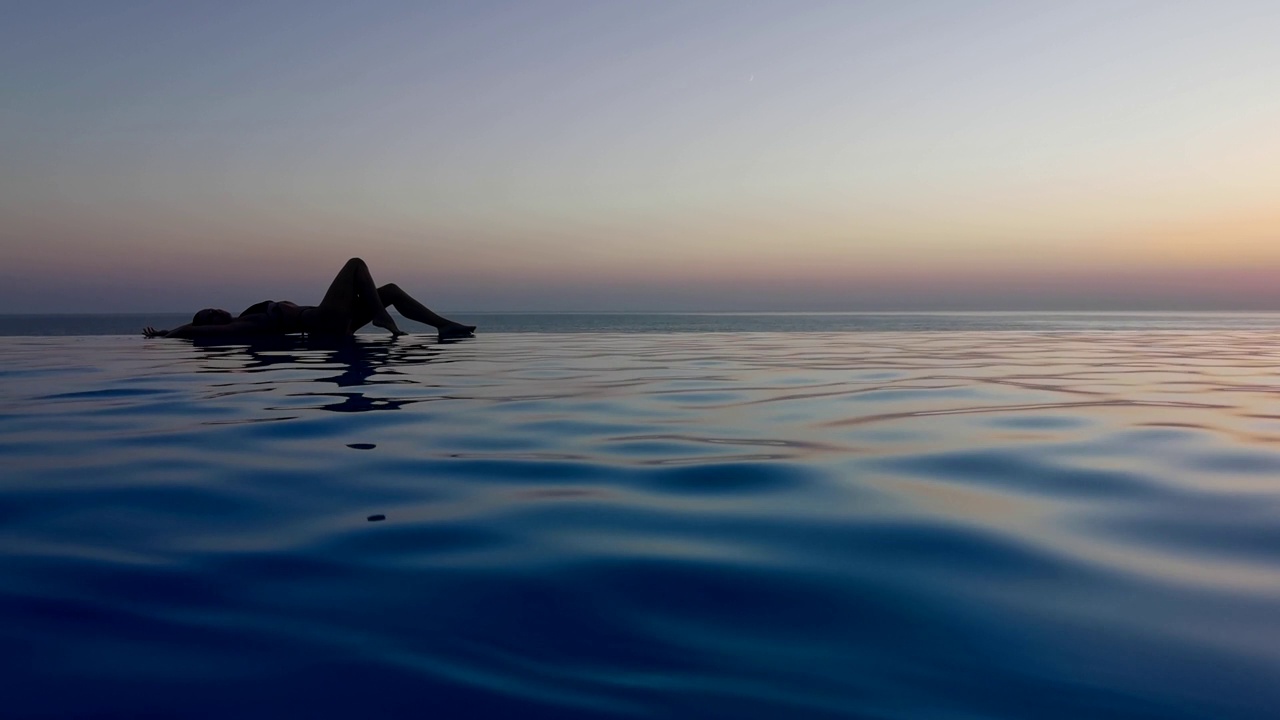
[7,309,1280,317]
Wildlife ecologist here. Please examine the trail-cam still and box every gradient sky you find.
[3,0,1278,312]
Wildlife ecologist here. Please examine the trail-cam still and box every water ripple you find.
[2,332,1280,718]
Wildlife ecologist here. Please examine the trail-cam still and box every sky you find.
[2,0,1278,313]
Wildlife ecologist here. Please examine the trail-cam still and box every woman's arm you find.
[142,321,265,339]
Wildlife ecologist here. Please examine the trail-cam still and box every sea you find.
[2,312,1279,719]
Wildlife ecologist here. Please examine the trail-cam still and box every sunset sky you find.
[3,1,1278,312]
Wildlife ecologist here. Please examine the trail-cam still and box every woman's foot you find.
[438,323,475,339]
[372,313,405,336]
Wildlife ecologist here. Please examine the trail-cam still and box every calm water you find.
[4,310,1280,335]
[3,328,1280,718]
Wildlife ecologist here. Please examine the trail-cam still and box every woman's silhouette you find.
[143,258,475,340]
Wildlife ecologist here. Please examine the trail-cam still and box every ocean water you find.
[3,310,1280,335]
[3,324,1280,718]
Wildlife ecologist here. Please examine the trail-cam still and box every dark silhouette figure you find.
[143,258,475,340]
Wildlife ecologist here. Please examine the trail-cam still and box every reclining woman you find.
[143,258,476,340]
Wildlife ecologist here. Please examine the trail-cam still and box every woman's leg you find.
[348,283,476,334]
[316,258,403,335]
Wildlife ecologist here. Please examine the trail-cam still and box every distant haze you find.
[3,1,1278,313]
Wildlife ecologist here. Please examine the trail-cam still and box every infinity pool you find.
[2,332,1278,718]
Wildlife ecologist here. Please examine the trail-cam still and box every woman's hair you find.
[192,308,232,326]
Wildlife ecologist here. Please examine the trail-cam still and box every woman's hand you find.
[142,326,169,338]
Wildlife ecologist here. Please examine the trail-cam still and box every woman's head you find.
[192,308,232,326]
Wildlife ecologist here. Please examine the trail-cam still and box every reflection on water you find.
[195,337,452,413]
[2,331,1280,719]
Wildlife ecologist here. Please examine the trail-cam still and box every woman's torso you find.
[238,301,314,334]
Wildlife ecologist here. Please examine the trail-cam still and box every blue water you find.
[3,327,1280,718]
